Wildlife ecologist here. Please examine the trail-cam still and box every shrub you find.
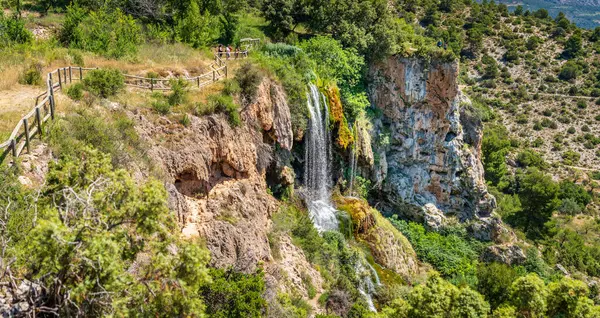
[168,78,190,106]
[83,69,124,98]
[559,62,580,81]
[562,150,581,165]
[62,6,141,58]
[18,63,43,86]
[152,99,171,115]
[235,63,263,105]
[567,127,576,134]
[203,94,241,127]
[66,82,85,100]
[516,149,546,169]
[390,217,484,285]
[576,100,587,109]
[0,13,32,45]
[201,268,267,317]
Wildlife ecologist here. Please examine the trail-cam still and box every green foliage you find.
[201,268,267,317]
[152,98,171,115]
[175,0,220,48]
[66,82,85,100]
[482,125,512,188]
[562,32,584,59]
[202,94,241,127]
[476,262,523,309]
[14,147,212,316]
[383,274,490,318]
[513,168,560,236]
[516,149,546,169]
[47,108,145,168]
[82,69,124,98]
[17,63,42,87]
[547,277,596,317]
[508,273,547,318]
[167,77,190,106]
[299,36,364,90]
[62,5,141,58]
[235,62,264,105]
[0,13,32,45]
[558,180,591,211]
[389,217,484,285]
[562,149,581,165]
[262,42,303,58]
[559,61,581,81]
[544,224,600,277]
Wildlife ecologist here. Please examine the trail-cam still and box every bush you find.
[201,268,267,317]
[235,63,263,105]
[0,13,32,45]
[203,94,241,126]
[83,69,124,98]
[559,62,580,81]
[516,149,546,169]
[168,78,190,106]
[18,63,43,86]
[66,82,85,100]
[152,99,171,115]
[390,217,484,285]
[62,6,141,58]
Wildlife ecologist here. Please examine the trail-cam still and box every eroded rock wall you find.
[368,57,495,221]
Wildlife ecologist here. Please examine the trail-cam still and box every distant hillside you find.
[496,0,600,28]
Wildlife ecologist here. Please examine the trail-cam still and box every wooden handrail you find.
[0,52,242,164]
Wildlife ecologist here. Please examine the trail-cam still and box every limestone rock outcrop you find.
[335,196,421,279]
[136,113,277,273]
[368,57,496,221]
[243,78,293,150]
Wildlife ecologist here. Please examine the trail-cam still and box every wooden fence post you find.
[69,66,72,83]
[35,107,42,137]
[64,68,67,84]
[49,95,55,120]
[197,77,200,87]
[213,70,216,82]
[23,118,30,154]
[57,70,62,90]
[10,139,16,158]
[225,66,228,79]
[79,67,83,80]
[151,79,154,91]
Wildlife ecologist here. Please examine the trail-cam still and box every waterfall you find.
[348,123,358,197]
[304,84,338,232]
[356,262,379,312]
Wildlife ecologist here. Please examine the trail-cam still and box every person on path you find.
[226,46,231,59]
[235,47,240,59]
[217,44,223,58]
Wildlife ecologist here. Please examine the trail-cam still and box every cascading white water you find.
[356,262,379,312]
[304,84,380,310]
[304,84,338,232]
[348,123,358,197]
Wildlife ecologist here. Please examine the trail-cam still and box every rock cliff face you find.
[134,78,326,311]
[368,57,496,221]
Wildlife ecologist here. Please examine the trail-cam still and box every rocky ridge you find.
[368,56,496,222]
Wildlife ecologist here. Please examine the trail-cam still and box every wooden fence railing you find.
[0,54,231,164]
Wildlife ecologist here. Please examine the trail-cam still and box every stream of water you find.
[304,83,378,311]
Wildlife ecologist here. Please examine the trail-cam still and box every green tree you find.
[299,36,365,89]
[563,33,584,59]
[477,263,522,309]
[406,275,489,318]
[201,268,267,317]
[515,168,559,235]
[508,273,547,318]
[18,147,212,316]
[547,277,596,318]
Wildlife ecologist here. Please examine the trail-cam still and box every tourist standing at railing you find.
[225,46,231,59]
[217,44,224,58]
[234,47,240,59]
